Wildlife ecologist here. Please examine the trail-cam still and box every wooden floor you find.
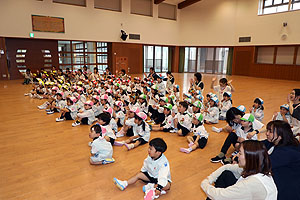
[0,73,299,200]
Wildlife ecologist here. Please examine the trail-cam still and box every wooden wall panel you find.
[172,46,179,73]
[5,38,59,80]
[0,37,9,80]
[111,43,143,74]
[232,46,300,81]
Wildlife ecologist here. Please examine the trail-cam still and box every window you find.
[158,3,176,20]
[53,0,86,7]
[131,0,152,17]
[58,40,109,72]
[144,45,169,73]
[259,0,300,15]
[257,47,274,64]
[16,49,27,73]
[276,46,295,64]
[41,49,53,69]
[94,0,121,12]
[184,47,229,74]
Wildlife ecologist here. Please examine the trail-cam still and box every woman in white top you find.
[201,140,277,200]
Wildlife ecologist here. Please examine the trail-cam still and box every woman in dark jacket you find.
[263,120,300,200]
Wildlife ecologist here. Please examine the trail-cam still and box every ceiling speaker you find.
[120,30,128,41]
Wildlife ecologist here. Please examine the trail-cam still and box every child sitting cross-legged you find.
[180,113,209,154]
[114,112,150,150]
[89,124,115,165]
[113,138,171,199]
[151,104,174,132]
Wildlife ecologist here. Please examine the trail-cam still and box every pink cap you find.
[93,95,100,101]
[104,107,113,116]
[84,100,94,106]
[136,112,147,121]
[106,89,112,94]
[68,97,77,103]
[52,86,58,91]
[101,94,108,100]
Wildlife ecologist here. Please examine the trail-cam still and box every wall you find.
[232,46,300,81]
[0,0,180,46]
[179,0,300,46]
[0,37,9,80]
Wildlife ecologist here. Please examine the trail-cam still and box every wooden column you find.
[172,46,179,73]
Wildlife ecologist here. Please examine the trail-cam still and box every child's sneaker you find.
[180,148,191,154]
[102,158,115,164]
[125,143,134,150]
[142,183,155,192]
[188,142,194,147]
[170,128,178,133]
[116,131,124,138]
[221,157,232,165]
[45,109,51,112]
[38,105,47,110]
[212,126,221,133]
[114,141,125,146]
[113,178,127,191]
[56,117,65,122]
[210,154,225,163]
[72,121,81,127]
[47,110,54,114]
[144,188,155,200]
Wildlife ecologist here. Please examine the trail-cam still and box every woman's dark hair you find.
[266,120,299,147]
[94,67,98,73]
[294,89,300,97]
[241,140,272,178]
[254,98,264,110]
[98,113,111,125]
[149,138,167,153]
[226,107,245,126]
[194,72,202,82]
[90,124,102,135]
[219,78,228,85]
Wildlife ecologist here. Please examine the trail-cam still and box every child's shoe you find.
[212,126,221,133]
[144,188,155,200]
[170,128,178,133]
[180,147,191,154]
[116,130,124,138]
[221,157,232,165]
[102,158,115,164]
[38,105,47,110]
[113,178,128,191]
[114,141,125,146]
[47,110,54,114]
[56,117,65,122]
[210,153,225,163]
[72,121,81,127]
[125,143,135,150]
[143,183,155,192]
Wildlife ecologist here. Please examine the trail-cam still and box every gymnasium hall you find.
[1,0,300,200]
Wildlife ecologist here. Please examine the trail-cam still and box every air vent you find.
[239,36,251,43]
[129,34,140,40]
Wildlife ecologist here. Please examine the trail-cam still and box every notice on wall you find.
[32,15,65,33]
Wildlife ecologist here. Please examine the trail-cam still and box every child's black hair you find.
[67,98,74,105]
[219,78,228,85]
[56,93,63,97]
[254,98,264,110]
[179,101,188,110]
[223,92,233,104]
[293,89,300,97]
[210,99,218,107]
[134,114,146,131]
[90,124,102,136]
[149,138,167,153]
[98,112,111,125]
[226,107,245,127]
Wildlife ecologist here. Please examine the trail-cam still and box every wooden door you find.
[116,57,128,74]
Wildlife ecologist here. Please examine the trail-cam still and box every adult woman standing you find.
[202,140,277,200]
[264,120,300,200]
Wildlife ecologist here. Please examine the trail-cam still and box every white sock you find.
[188,147,192,152]
[219,128,223,132]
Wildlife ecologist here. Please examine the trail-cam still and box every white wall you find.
[0,0,300,46]
[0,0,181,45]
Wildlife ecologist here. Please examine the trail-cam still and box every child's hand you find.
[155,189,161,196]
[247,132,256,139]
[172,112,176,117]
[212,77,216,82]
[228,80,232,84]
[249,107,253,112]
[274,112,279,117]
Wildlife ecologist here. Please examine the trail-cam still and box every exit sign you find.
[29,33,34,38]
